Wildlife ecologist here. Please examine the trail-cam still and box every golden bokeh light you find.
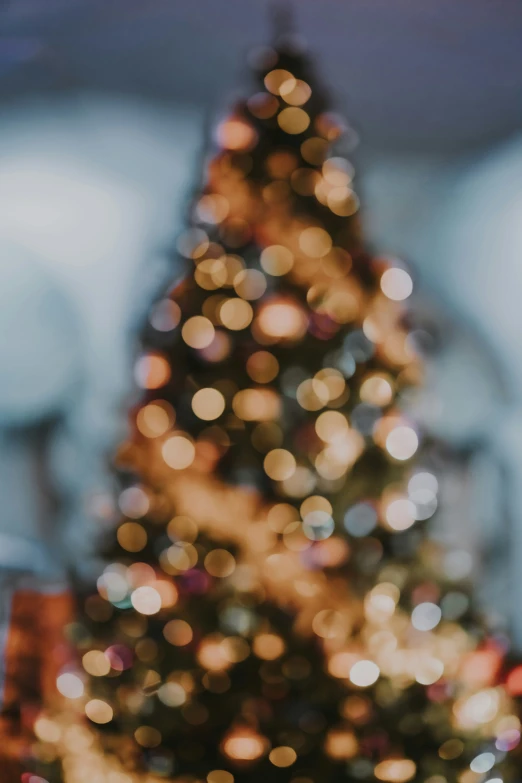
[256,299,308,341]
[267,502,300,533]
[204,549,236,577]
[208,771,234,783]
[82,650,111,677]
[222,728,267,762]
[364,591,396,624]
[299,226,333,258]
[322,157,354,186]
[301,136,328,165]
[162,435,196,470]
[280,78,312,106]
[253,633,286,660]
[282,465,316,499]
[360,374,394,406]
[163,619,194,647]
[278,107,311,135]
[154,579,178,608]
[264,448,297,481]
[312,609,348,640]
[327,187,359,217]
[131,586,162,616]
[135,726,162,748]
[260,245,294,276]
[167,515,198,543]
[182,316,215,349]
[164,541,199,572]
[56,672,84,699]
[34,716,61,744]
[315,367,346,400]
[117,522,147,553]
[221,636,250,664]
[269,746,297,767]
[192,388,226,421]
[217,118,258,151]
[439,739,465,761]
[315,440,362,479]
[374,759,416,782]
[136,400,174,438]
[219,298,254,330]
[198,638,232,672]
[308,284,358,323]
[264,69,295,95]
[85,699,113,725]
[324,729,358,760]
[233,268,267,300]
[232,388,281,421]
[246,351,279,383]
[384,496,416,531]
[315,410,349,442]
[296,378,329,411]
[134,353,171,390]
[454,688,500,729]
[301,495,333,518]
[195,258,227,291]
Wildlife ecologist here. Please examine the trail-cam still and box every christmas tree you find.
[51,31,522,783]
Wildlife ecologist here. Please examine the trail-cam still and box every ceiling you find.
[1,0,522,152]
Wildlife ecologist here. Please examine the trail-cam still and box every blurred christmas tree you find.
[52,27,522,783]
